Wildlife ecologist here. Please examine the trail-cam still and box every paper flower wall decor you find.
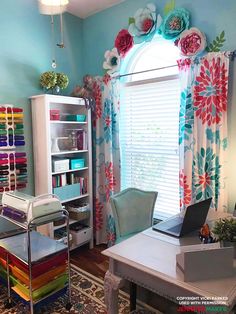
[177,27,207,56]
[101,1,227,75]
[128,3,157,42]
[158,8,190,40]
[103,48,121,75]
[115,29,134,57]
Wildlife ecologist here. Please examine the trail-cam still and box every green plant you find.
[40,71,69,91]
[212,218,236,242]
[40,71,57,89]
[56,72,69,89]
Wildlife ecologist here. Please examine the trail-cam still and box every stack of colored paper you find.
[0,231,68,302]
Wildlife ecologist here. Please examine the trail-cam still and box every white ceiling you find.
[66,0,125,19]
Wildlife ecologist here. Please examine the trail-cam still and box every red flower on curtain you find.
[105,162,116,201]
[103,73,111,85]
[179,170,192,208]
[107,231,116,244]
[198,172,211,189]
[94,198,104,231]
[193,57,228,126]
[92,81,102,127]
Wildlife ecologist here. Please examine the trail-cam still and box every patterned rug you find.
[0,264,160,313]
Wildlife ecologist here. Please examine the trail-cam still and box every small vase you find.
[53,85,60,95]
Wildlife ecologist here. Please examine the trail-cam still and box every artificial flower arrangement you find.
[40,71,69,92]
[102,1,225,76]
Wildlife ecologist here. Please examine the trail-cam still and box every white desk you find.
[102,229,236,314]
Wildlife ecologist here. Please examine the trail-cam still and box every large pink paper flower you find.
[114,29,134,57]
[178,27,206,56]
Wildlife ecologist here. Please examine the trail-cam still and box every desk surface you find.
[103,229,236,308]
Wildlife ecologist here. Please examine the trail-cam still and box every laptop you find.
[152,198,212,238]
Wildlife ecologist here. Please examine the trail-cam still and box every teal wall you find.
[82,0,236,211]
[0,0,83,195]
[0,0,235,209]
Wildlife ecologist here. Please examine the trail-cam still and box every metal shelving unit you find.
[0,193,72,314]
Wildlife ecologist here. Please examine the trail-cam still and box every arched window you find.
[120,35,180,218]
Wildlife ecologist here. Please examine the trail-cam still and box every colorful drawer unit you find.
[0,231,69,302]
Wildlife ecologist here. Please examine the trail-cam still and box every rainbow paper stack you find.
[0,231,68,303]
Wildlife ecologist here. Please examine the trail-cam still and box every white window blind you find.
[120,75,180,218]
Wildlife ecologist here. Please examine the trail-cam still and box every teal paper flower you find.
[159,8,190,40]
[128,3,157,43]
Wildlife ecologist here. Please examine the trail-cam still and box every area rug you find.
[0,264,160,313]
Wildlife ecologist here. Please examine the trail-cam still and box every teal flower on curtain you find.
[193,147,221,205]
[206,129,228,151]
[106,214,116,247]
[103,98,117,143]
[179,53,228,211]
[179,88,194,145]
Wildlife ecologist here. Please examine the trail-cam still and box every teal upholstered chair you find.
[110,188,158,244]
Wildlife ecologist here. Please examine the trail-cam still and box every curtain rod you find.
[115,64,177,79]
[115,50,236,80]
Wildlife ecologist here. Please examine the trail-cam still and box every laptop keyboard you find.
[167,223,182,233]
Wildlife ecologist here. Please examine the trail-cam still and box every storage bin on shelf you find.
[70,158,85,169]
[65,114,86,122]
[53,183,80,202]
[70,223,92,246]
[66,203,90,221]
[52,158,70,172]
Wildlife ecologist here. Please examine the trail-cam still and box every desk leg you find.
[130,282,137,312]
[104,270,124,314]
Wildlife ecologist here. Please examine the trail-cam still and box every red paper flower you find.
[142,18,154,32]
[115,29,134,57]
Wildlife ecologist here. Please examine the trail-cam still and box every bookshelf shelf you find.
[30,94,93,249]
[51,150,88,156]
[50,121,88,125]
[52,167,88,175]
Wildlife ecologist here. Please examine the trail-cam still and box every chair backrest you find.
[110,188,158,239]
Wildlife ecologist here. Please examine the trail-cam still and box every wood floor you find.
[69,243,179,314]
[70,243,109,280]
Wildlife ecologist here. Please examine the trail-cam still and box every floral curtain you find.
[92,75,120,245]
[178,52,229,211]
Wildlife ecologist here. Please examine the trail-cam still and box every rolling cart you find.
[0,191,72,314]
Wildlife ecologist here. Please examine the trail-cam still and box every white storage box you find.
[70,227,92,246]
[52,158,70,172]
[176,243,234,282]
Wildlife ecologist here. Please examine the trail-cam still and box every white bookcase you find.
[30,94,93,249]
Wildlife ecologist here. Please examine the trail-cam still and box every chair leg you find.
[130,282,137,312]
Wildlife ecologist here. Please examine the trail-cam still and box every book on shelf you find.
[76,129,87,150]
